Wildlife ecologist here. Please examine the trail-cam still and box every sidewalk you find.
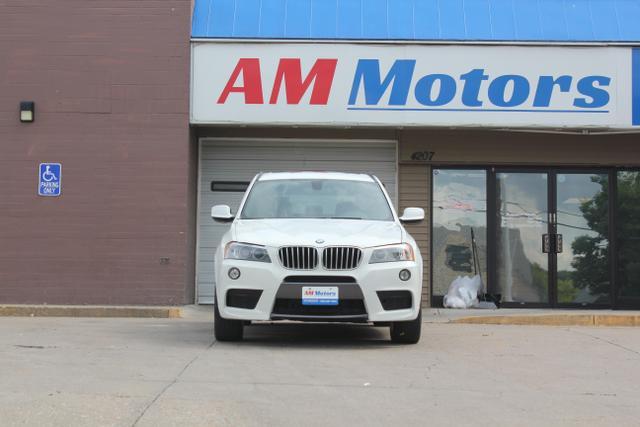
[425,308,640,326]
[2,304,639,327]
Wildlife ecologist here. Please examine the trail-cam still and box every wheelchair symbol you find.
[42,165,57,182]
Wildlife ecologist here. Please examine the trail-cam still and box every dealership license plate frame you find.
[302,286,339,306]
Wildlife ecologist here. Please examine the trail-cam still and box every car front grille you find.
[278,246,319,270]
[322,247,362,270]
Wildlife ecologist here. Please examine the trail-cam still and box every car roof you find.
[258,171,376,182]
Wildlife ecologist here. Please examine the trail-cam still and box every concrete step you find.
[0,305,182,318]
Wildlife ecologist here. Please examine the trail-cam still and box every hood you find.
[233,219,403,248]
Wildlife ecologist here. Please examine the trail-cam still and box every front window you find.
[240,179,394,221]
[432,169,488,297]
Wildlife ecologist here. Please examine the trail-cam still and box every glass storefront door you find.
[495,170,611,307]
[556,173,610,305]
[496,172,550,304]
[432,167,639,309]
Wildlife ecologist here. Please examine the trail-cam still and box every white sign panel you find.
[191,43,640,129]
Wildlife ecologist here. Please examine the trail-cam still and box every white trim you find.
[195,136,399,304]
[189,43,195,124]
[191,37,640,47]
[195,139,204,303]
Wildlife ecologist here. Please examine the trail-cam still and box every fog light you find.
[228,267,241,280]
[399,269,411,281]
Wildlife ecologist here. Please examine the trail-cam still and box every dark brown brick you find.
[0,0,193,305]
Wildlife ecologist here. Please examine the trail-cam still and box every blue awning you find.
[192,0,640,42]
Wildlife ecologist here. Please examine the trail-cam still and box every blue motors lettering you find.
[348,59,611,112]
[313,289,337,298]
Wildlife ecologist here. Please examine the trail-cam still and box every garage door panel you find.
[198,233,226,250]
[201,143,395,161]
[200,162,395,179]
[199,261,215,275]
[197,139,397,303]
[202,169,395,194]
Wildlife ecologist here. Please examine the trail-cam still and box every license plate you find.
[302,286,339,306]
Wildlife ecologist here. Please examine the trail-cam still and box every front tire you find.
[390,309,421,344]
[214,303,244,342]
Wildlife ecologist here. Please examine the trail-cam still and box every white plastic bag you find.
[443,275,482,309]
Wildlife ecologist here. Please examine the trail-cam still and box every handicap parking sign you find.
[38,163,62,197]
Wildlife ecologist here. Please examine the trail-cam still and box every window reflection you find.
[432,169,487,296]
[557,174,609,304]
[496,173,549,303]
[617,171,640,304]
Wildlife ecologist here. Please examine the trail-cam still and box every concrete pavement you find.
[1,307,639,426]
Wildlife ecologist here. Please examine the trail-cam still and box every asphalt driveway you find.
[1,308,639,427]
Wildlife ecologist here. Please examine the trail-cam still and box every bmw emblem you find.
[315,239,325,244]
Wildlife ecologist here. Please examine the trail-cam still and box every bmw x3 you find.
[211,171,424,343]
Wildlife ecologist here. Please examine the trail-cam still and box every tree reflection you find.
[570,175,609,300]
[615,172,640,300]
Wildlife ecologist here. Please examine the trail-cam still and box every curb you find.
[452,314,640,327]
[0,305,182,319]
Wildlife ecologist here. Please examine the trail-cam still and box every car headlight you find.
[369,243,415,264]
[224,242,271,263]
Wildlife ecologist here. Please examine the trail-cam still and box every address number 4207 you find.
[410,151,436,161]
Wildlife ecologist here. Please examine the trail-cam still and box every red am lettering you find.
[218,58,338,105]
[217,58,264,104]
[269,58,337,105]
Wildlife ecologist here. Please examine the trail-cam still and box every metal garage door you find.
[197,138,397,303]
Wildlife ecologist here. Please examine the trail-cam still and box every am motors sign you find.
[191,43,640,129]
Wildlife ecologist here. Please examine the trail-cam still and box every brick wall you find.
[0,1,193,304]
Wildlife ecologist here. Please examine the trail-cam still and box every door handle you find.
[542,234,551,253]
[542,234,563,254]
[556,234,563,254]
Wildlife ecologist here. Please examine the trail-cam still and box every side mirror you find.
[399,207,425,223]
[211,205,235,223]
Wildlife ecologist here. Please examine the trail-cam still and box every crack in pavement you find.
[131,339,216,426]
[14,345,58,349]
[568,328,640,358]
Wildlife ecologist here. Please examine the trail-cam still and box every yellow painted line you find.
[453,315,592,326]
[0,306,182,319]
[453,314,640,327]
[594,315,640,327]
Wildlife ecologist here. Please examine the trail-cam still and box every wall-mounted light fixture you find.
[20,101,35,123]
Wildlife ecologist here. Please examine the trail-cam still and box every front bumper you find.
[215,253,422,322]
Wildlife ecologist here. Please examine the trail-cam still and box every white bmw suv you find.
[211,172,424,343]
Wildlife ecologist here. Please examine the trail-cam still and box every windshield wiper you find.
[329,216,363,220]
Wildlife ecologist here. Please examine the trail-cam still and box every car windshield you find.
[240,179,394,221]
